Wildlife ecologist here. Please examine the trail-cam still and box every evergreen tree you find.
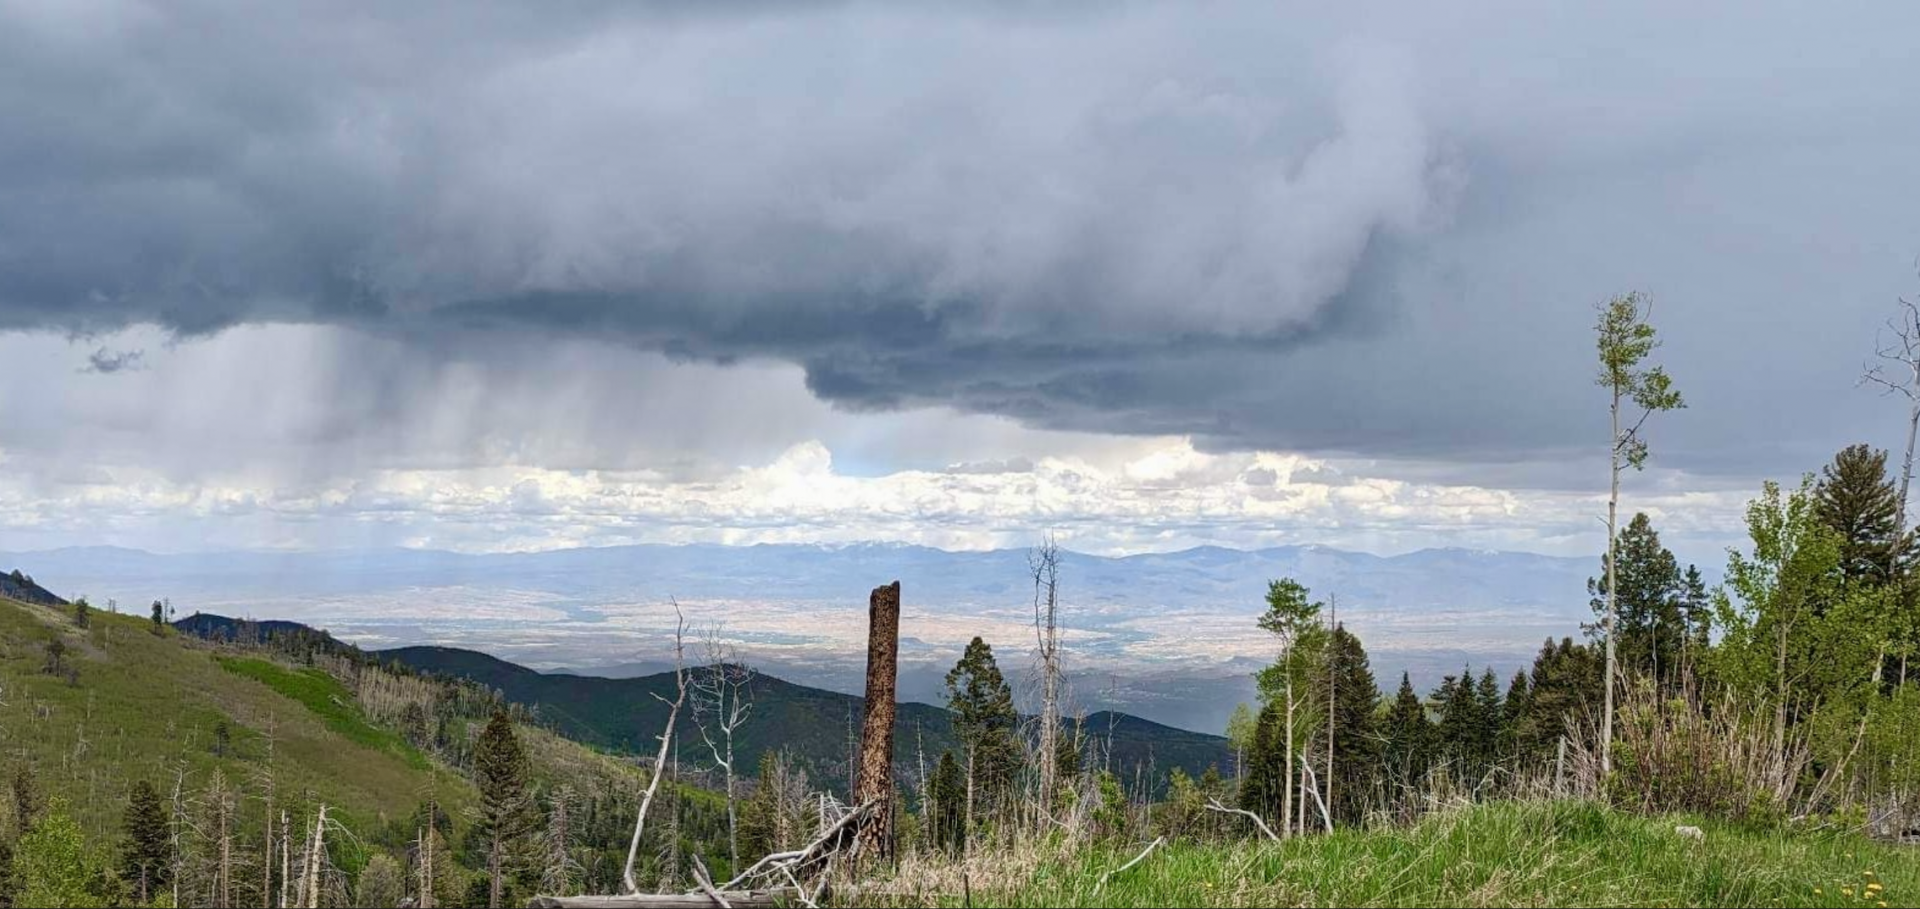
[1474,668,1504,772]
[120,780,169,904]
[926,752,966,853]
[71,598,89,629]
[1589,513,1686,687]
[473,710,534,909]
[1381,673,1433,786]
[1322,625,1380,825]
[737,751,779,860]
[1679,564,1713,676]
[1238,702,1285,822]
[1502,670,1532,764]
[150,601,165,634]
[357,853,404,909]
[943,638,1021,809]
[1434,669,1494,785]
[1520,638,1604,762]
[1815,443,1904,584]
[10,766,39,837]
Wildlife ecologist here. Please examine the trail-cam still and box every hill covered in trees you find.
[376,644,1233,795]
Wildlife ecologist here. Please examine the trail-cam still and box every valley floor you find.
[871,801,1918,908]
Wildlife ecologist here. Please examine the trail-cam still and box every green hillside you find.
[0,595,473,844]
[379,644,1235,792]
[0,594,731,906]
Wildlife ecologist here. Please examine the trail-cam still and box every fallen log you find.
[527,889,795,909]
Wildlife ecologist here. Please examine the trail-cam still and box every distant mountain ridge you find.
[1,567,67,607]
[13,540,1645,732]
[166,612,1232,790]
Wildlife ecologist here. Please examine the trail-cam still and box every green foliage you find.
[473,709,535,907]
[896,801,1920,908]
[926,751,966,854]
[1595,290,1685,470]
[119,780,169,903]
[1382,673,1433,787]
[355,852,404,908]
[1590,513,1707,687]
[10,804,102,908]
[1092,770,1127,840]
[1322,625,1381,825]
[70,598,88,630]
[149,601,164,634]
[1814,443,1905,585]
[1515,637,1603,764]
[215,656,427,768]
[944,637,1021,807]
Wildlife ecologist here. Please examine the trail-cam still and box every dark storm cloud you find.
[1,1,1917,482]
[81,346,144,374]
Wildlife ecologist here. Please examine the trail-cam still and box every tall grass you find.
[868,800,1919,908]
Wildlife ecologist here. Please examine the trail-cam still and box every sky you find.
[2,0,1918,565]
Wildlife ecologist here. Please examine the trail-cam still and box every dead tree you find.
[623,601,689,894]
[1030,537,1064,804]
[1865,290,1920,533]
[692,627,754,871]
[853,582,900,864]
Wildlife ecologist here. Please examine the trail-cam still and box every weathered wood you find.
[527,888,794,909]
[853,581,900,863]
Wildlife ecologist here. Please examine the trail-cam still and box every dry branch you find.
[1205,798,1280,842]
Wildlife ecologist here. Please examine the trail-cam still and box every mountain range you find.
[6,541,1671,732]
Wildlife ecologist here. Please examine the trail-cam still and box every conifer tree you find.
[121,780,170,904]
[1321,625,1380,825]
[1382,673,1433,786]
[1815,443,1905,584]
[473,710,534,909]
[944,638,1021,814]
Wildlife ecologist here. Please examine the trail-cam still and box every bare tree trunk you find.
[1603,386,1621,778]
[490,832,503,908]
[1282,684,1294,839]
[263,716,275,909]
[625,604,690,894]
[854,581,901,864]
[416,827,429,909]
[282,810,292,909]
[1326,596,1336,830]
[1031,539,1063,805]
[1902,397,1919,532]
[302,805,328,909]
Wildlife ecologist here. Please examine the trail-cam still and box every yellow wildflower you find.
[1843,888,1855,897]
[1866,882,1884,892]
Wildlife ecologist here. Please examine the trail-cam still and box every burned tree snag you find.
[854,581,901,863]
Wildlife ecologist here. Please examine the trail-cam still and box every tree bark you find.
[1602,386,1621,777]
[854,581,901,864]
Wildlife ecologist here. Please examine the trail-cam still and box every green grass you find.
[215,656,428,769]
[0,597,471,845]
[881,801,1920,908]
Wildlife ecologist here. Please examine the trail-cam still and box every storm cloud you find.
[3,1,1917,479]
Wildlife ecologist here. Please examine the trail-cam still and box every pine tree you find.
[1381,673,1433,787]
[926,752,966,853]
[356,853,404,908]
[1521,638,1604,762]
[943,638,1021,813]
[1589,512,1686,687]
[151,601,165,634]
[71,598,89,629]
[1238,702,1286,823]
[121,780,170,904]
[1321,625,1380,825]
[473,710,534,909]
[1502,670,1532,765]
[10,766,40,837]
[737,751,779,860]
[1816,443,1905,584]
[1474,668,1503,777]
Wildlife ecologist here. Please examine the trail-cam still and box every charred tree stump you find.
[853,581,900,865]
